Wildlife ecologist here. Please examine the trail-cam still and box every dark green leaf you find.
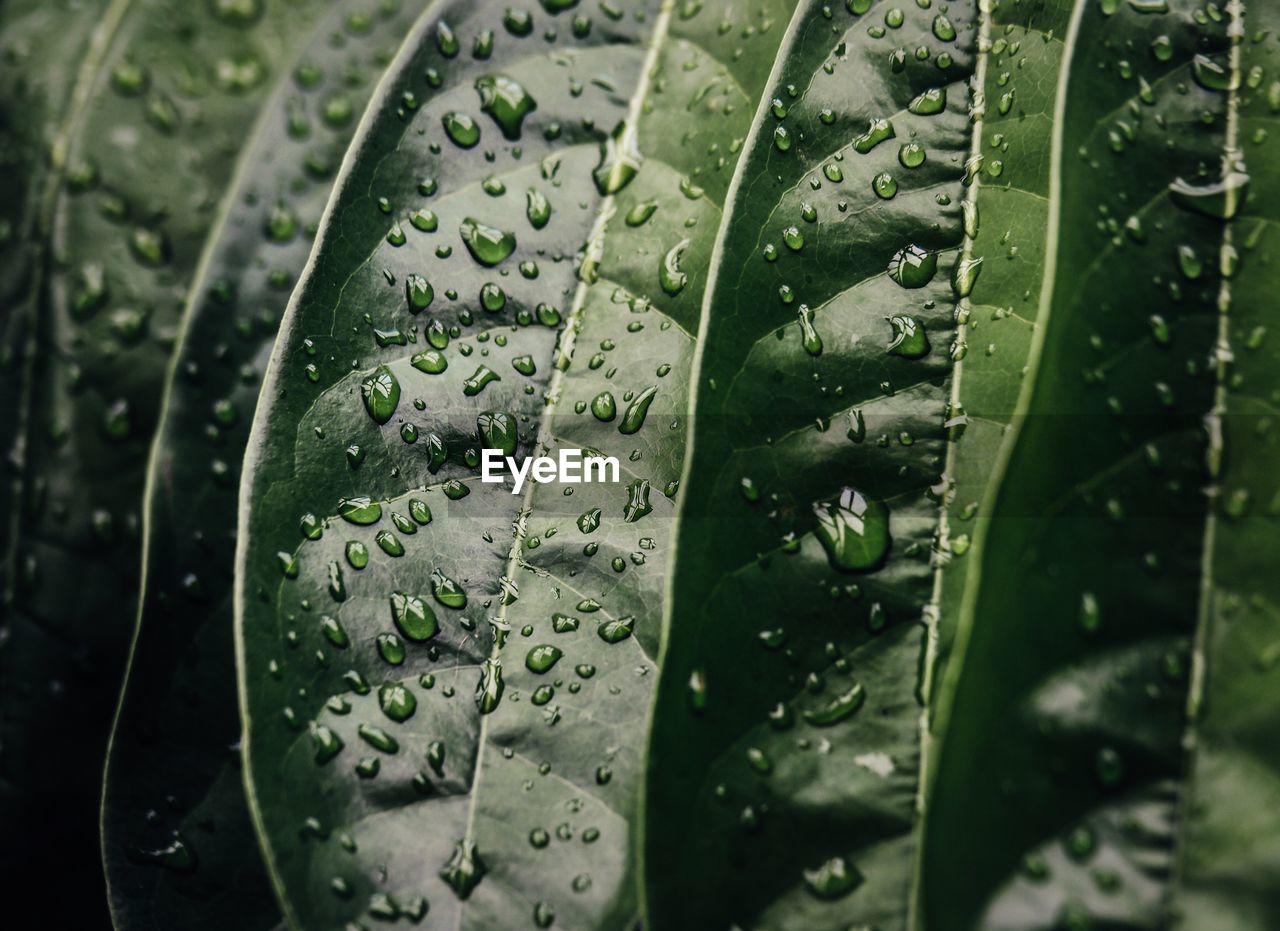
[0,0,114,916]
[925,1,1278,928]
[0,0,335,911]
[642,0,1070,926]
[237,0,795,927]
[99,4,426,928]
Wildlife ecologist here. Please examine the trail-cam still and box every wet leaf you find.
[235,0,796,927]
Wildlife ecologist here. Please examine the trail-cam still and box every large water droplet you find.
[475,74,537,139]
[813,488,890,572]
[441,839,487,899]
[619,385,657,435]
[1169,171,1250,220]
[593,121,642,194]
[460,218,516,265]
[361,366,400,424]
[887,315,930,358]
[390,591,438,642]
[660,239,690,295]
[475,658,504,714]
[887,244,937,288]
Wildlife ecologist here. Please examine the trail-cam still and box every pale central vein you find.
[1173,0,1242,900]
[454,0,679,916]
[906,0,992,923]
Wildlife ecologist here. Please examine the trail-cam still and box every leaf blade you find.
[235,0,798,926]
[99,4,428,927]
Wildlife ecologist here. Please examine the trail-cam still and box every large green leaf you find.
[236,0,795,926]
[640,0,1085,926]
[643,0,970,925]
[1169,1,1280,928]
[0,0,330,912]
[0,0,115,915]
[99,3,427,928]
[923,0,1279,927]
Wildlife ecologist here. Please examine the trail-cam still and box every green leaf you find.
[643,1,964,924]
[0,0,334,909]
[641,0,1072,926]
[0,0,116,913]
[99,3,426,928]
[924,1,1280,928]
[236,0,795,927]
[1166,3,1280,928]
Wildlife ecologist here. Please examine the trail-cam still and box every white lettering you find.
[509,455,533,494]
[558,447,582,482]
[477,446,621,494]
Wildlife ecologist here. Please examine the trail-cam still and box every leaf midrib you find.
[909,0,1079,925]
[1,0,131,610]
[453,4,678,928]
[1171,0,1243,902]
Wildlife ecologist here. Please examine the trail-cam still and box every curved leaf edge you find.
[230,6,446,928]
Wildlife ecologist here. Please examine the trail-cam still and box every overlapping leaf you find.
[99,4,428,928]
[236,0,796,927]
[0,0,330,914]
[644,0,982,925]
[924,0,1280,928]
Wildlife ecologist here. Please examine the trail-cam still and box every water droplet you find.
[475,658,504,714]
[361,366,400,424]
[526,644,563,673]
[853,117,894,154]
[790,305,821,357]
[478,410,518,455]
[526,187,551,229]
[1079,591,1101,634]
[887,315,930,357]
[411,349,448,374]
[406,274,434,312]
[475,74,537,139]
[624,479,652,522]
[908,87,947,115]
[898,142,926,168]
[813,488,890,572]
[594,121,642,194]
[463,364,502,396]
[390,591,439,641]
[339,497,382,525]
[619,385,657,435]
[626,200,658,226]
[379,682,417,722]
[310,722,343,764]
[888,245,937,288]
[872,172,898,199]
[591,391,617,422]
[1169,171,1250,220]
[431,568,467,609]
[1192,53,1238,92]
[803,683,866,726]
[952,257,983,298]
[660,239,690,296]
[459,217,516,266]
[443,111,480,148]
[803,856,863,899]
[597,616,635,644]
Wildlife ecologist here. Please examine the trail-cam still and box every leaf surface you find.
[1170,2,1280,928]
[0,0,332,910]
[644,0,977,926]
[923,0,1280,928]
[99,4,427,928]
[235,0,794,927]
